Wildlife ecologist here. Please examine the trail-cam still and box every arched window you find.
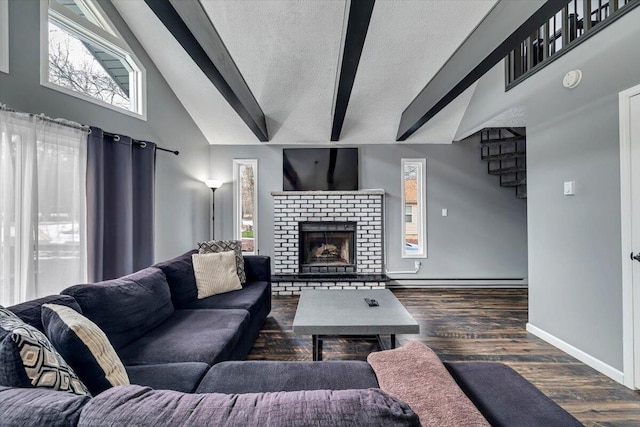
[41,0,146,119]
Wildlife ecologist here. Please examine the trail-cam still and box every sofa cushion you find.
[153,250,198,309]
[62,267,174,350]
[78,385,420,427]
[117,309,250,366]
[223,285,271,361]
[0,307,90,396]
[42,304,129,396]
[126,363,209,393]
[198,240,246,283]
[8,295,82,333]
[192,251,242,298]
[197,361,379,394]
[444,362,583,427]
[183,281,270,316]
[0,385,90,426]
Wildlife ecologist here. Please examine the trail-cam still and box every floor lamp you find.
[204,180,222,239]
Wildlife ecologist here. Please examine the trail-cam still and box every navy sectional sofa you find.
[0,250,583,426]
[5,251,272,395]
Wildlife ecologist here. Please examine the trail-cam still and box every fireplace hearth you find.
[299,222,356,274]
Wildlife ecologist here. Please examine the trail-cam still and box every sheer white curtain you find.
[0,110,87,305]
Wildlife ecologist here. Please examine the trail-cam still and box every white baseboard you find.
[526,323,624,385]
[387,278,528,288]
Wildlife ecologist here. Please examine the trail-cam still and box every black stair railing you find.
[506,0,638,89]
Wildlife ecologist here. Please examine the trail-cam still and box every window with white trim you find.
[233,159,258,255]
[41,0,146,118]
[0,0,8,74]
[401,158,426,258]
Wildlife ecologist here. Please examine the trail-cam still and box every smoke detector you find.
[563,70,582,89]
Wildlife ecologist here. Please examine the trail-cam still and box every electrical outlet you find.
[414,261,421,270]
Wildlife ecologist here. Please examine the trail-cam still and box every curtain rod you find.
[97,130,179,156]
[1,105,179,156]
[1,104,88,132]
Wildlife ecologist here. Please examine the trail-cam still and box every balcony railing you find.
[505,0,638,89]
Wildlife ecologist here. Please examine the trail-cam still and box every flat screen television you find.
[283,148,358,191]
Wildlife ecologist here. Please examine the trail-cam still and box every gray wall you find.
[210,141,528,280]
[0,0,211,261]
[458,7,640,371]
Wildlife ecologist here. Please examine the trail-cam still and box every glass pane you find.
[569,0,584,40]
[404,205,412,223]
[239,164,255,253]
[0,1,7,73]
[592,0,608,23]
[36,138,84,296]
[1,121,86,304]
[403,163,419,255]
[554,11,563,53]
[301,231,353,266]
[48,21,131,110]
[54,0,113,33]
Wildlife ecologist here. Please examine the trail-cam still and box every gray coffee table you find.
[292,289,420,361]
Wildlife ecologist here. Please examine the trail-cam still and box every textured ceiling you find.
[113,0,497,145]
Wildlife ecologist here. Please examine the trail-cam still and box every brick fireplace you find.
[271,190,387,295]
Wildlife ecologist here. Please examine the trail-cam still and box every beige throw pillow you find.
[41,304,129,395]
[192,251,242,298]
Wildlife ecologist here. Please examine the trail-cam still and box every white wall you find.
[209,140,528,281]
[0,0,211,262]
[458,7,640,373]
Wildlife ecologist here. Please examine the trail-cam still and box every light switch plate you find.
[442,208,448,217]
[564,181,575,196]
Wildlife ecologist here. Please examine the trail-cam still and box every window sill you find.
[40,80,147,121]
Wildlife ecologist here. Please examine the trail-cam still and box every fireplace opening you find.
[299,222,356,274]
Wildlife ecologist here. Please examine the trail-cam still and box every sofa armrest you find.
[444,362,583,427]
[243,256,271,282]
[0,386,90,426]
[78,385,420,427]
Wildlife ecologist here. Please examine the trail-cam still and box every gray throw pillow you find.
[197,240,246,283]
[0,306,90,396]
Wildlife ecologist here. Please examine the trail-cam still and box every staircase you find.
[480,128,527,199]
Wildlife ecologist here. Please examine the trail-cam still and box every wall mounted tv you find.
[283,148,359,191]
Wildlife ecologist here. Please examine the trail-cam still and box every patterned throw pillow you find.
[192,252,243,298]
[41,304,129,396]
[197,240,246,283]
[0,306,90,396]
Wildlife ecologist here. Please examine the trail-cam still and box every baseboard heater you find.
[387,278,528,288]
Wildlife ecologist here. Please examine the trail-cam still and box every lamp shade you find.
[204,179,223,189]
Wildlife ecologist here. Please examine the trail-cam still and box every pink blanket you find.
[367,341,489,427]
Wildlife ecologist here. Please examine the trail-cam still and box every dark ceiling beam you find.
[144,0,269,141]
[330,0,375,141]
[396,0,570,141]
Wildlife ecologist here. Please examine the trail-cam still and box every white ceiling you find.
[113,0,497,145]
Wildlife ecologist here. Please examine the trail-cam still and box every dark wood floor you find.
[248,288,640,427]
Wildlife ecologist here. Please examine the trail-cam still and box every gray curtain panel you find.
[87,127,156,281]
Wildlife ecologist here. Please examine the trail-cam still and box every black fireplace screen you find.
[299,222,356,274]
